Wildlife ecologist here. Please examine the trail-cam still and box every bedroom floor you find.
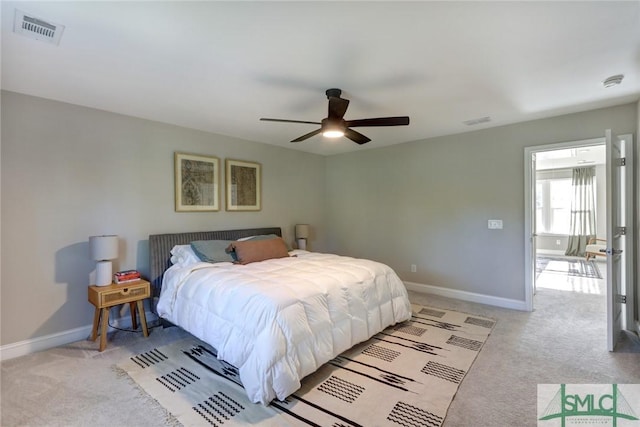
[430,257,640,426]
[2,271,639,427]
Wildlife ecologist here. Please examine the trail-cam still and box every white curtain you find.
[565,167,596,256]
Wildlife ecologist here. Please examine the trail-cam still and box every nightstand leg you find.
[99,308,110,352]
[129,302,138,330]
[136,300,149,337]
[91,307,101,341]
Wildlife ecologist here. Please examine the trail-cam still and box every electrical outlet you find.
[488,219,503,229]
[411,264,417,273]
[556,239,561,245]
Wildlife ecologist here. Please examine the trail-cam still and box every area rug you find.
[119,304,494,427]
[536,256,602,279]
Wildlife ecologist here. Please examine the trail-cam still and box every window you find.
[536,177,573,234]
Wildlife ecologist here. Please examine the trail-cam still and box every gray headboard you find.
[148,227,282,297]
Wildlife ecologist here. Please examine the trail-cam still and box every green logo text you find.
[539,384,638,426]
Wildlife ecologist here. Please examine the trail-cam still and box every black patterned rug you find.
[119,305,494,427]
[536,256,602,279]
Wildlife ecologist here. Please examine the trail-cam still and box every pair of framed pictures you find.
[174,153,260,212]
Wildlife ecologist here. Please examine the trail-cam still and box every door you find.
[605,130,633,351]
[524,146,540,311]
[531,153,538,297]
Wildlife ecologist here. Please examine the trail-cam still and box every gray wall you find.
[0,91,327,346]
[325,103,637,302]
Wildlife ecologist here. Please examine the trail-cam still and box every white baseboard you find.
[0,310,158,361]
[404,281,528,311]
[0,324,94,361]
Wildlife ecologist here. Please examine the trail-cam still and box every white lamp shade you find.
[89,235,118,261]
[295,224,310,239]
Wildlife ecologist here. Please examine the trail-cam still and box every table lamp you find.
[295,224,310,250]
[89,235,118,286]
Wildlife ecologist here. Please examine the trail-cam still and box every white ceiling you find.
[2,1,639,156]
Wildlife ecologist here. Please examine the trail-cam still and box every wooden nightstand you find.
[88,279,150,351]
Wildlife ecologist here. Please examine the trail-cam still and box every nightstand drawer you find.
[88,280,151,309]
[100,284,149,305]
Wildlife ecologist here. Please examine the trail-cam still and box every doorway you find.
[525,133,636,350]
[534,143,607,296]
[524,137,606,311]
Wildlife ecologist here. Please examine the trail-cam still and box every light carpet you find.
[119,304,494,427]
[536,256,602,279]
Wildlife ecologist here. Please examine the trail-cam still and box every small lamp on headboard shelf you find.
[295,224,310,250]
[89,235,118,286]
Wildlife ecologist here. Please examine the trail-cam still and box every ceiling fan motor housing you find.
[321,117,346,132]
[326,88,342,98]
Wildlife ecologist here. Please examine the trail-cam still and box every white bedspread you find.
[156,250,412,404]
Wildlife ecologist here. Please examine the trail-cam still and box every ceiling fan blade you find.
[344,128,371,145]
[260,118,321,125]
[328,96,350,120]
[345,116,410,128]
[291,128,322,143]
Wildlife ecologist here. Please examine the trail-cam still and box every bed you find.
[149,227,412,404]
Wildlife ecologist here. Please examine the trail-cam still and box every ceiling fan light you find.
[323,130,345,138]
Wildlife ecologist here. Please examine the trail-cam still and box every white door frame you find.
[523,137,605,312]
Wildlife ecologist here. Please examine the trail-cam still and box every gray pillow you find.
[190,240,235,263]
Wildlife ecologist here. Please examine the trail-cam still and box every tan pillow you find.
[226,237,290,265]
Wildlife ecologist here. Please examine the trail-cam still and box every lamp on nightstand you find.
[295,224,310,250]
[89,235,118,286]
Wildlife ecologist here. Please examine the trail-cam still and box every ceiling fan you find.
[260,88,410,145]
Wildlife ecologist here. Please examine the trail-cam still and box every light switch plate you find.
[488,219,503,229]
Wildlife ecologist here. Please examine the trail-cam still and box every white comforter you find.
[156,250,412,404]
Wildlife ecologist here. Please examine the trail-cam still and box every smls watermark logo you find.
[538,384,640,426]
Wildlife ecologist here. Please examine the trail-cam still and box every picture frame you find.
[225,159,261,211]
[174,152,220,212]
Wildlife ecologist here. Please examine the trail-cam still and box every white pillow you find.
[170,244,200,266]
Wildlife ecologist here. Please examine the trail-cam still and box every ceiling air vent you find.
[463,116,491,126]
[13,9,65,46]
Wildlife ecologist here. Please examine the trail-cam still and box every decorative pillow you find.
[237,234,293,251]
[226,237,290,265]
[169,245,201,265]
[190,240,235,263]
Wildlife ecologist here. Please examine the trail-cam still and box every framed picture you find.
[174,152,220,212]
[225,159,261,211]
